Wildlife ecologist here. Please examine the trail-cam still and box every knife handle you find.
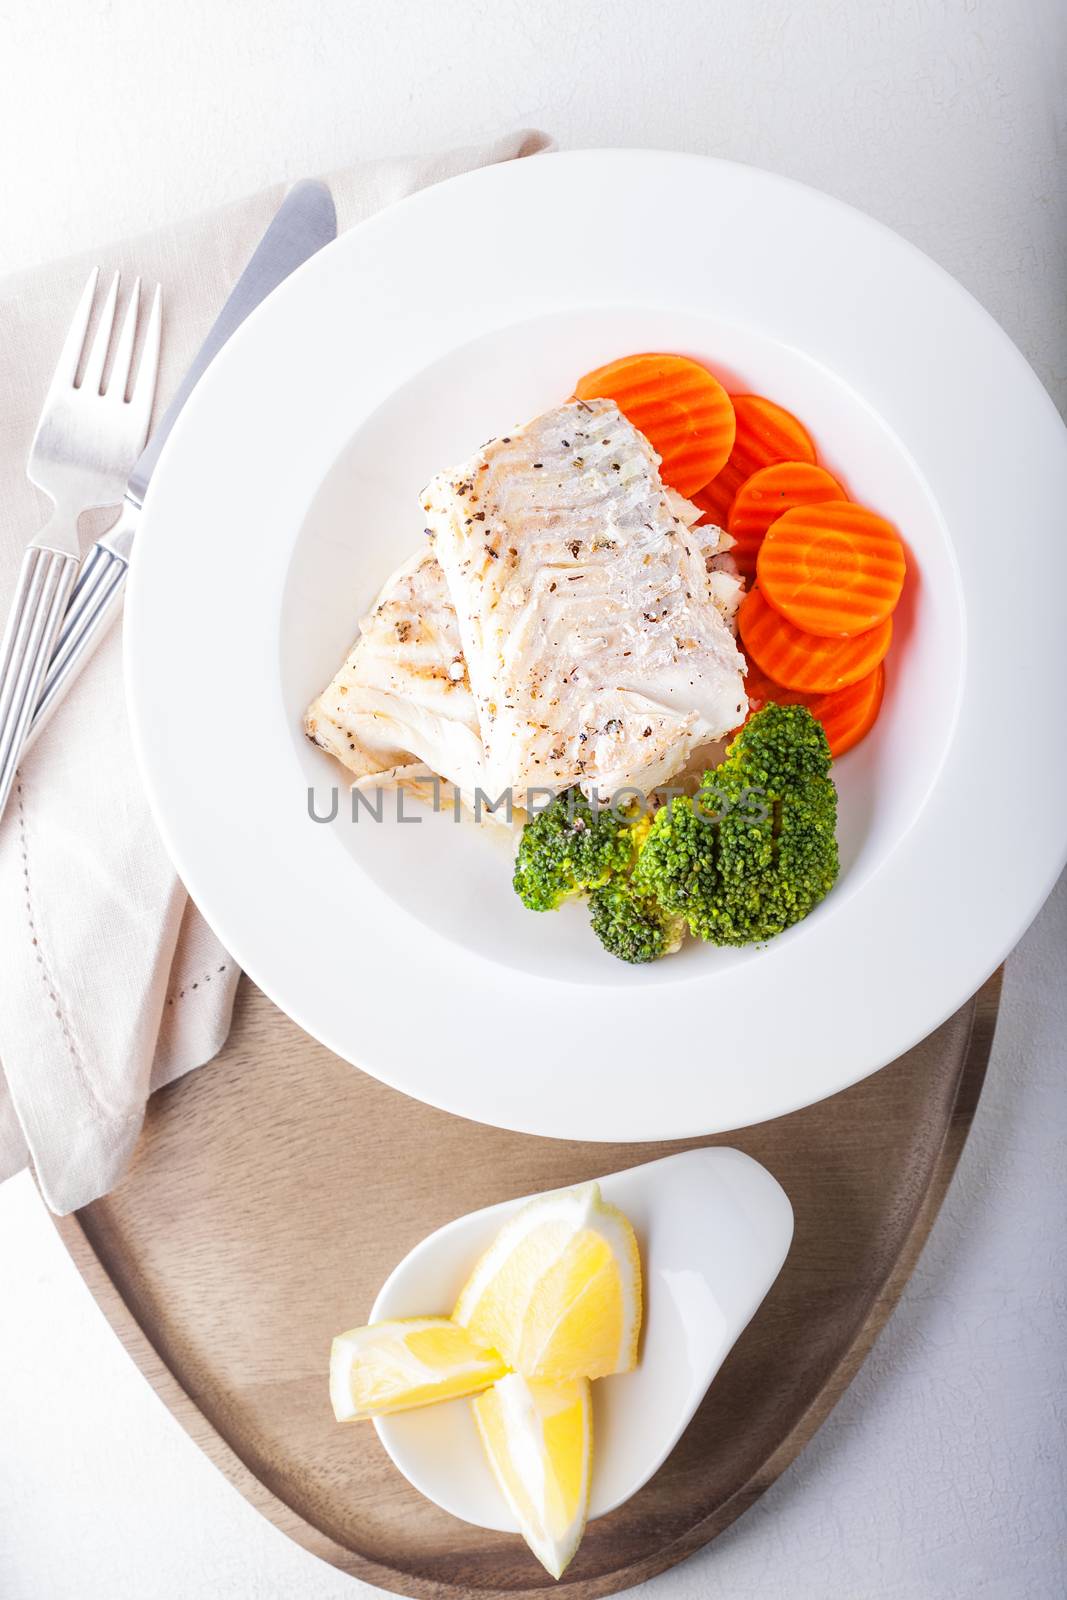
[24,542,129,754]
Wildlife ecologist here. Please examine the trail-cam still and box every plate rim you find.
[125,149,1067,1139]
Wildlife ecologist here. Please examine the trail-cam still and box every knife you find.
[26,179,337,746]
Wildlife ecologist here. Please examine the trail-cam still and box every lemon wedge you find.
[453,1182,642,1380]
[474,1374,592,1580]
[329,1317,507,1421]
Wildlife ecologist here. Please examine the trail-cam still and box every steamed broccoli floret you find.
[707,702,838,944]
[512,789,646,912]
[588,881,685,964]
[631,789,720,928]
[633,703,838,946]
[511,705,839,960]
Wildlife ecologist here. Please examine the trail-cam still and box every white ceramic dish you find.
[368,1149,793,1530]
[125,150,1067,1141]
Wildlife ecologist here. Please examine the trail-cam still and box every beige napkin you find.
[0,130,551,1215]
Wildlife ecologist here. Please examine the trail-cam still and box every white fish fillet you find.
[422,399,747,800]
[304,547,486,801]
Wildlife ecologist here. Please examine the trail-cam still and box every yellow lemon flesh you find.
[453,1182,642,1380]
[473,1374,592,1580]
[329,1317,507,1421]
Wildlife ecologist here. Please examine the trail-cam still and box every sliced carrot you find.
[738,586,891,694]
[693,395,816,525]
[727,461,845,578]
[742,657,804,712]
[816,666,885,756]
[692,459,748,528]
[574,353,736,497]
[757,501,906,637]
[731,395,816,474]
[743,658,885,758]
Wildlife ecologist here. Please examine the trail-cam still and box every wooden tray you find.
[55,972,1001,1598]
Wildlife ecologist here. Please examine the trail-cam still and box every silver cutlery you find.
[27,179,338,751]
[0,269,161,818]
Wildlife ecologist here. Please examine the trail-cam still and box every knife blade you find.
[27,179,337,745]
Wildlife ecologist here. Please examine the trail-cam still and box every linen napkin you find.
[0,130,551,1215]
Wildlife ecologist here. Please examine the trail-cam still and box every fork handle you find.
[0,545,80,824]
[25,542,129,754]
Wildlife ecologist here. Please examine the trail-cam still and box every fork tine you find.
[127,283,162,438]
[51,268,99,390]
[107,276,141,402]
[80,270,120,395]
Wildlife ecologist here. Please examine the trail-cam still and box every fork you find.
[0,269,161,821]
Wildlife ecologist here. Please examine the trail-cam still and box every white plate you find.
[368,1150,794,1530]
[125,150,1067,1141]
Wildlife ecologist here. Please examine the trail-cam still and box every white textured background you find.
[1,1,1065,1596]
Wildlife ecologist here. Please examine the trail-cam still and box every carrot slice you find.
[742,657,804,712]
[743,658,885,758]
[738,586,891,693]
[693,395,816,525]
[727,461,845,578]
[692,459,748,528]
[574,353,736,497]
[757,501,906,637]
[816,666,885,756]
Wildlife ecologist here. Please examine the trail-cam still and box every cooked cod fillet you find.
[304,547,486,800]
[422,399,748,800]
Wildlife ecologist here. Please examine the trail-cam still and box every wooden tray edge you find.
[52,970,1002,1599]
